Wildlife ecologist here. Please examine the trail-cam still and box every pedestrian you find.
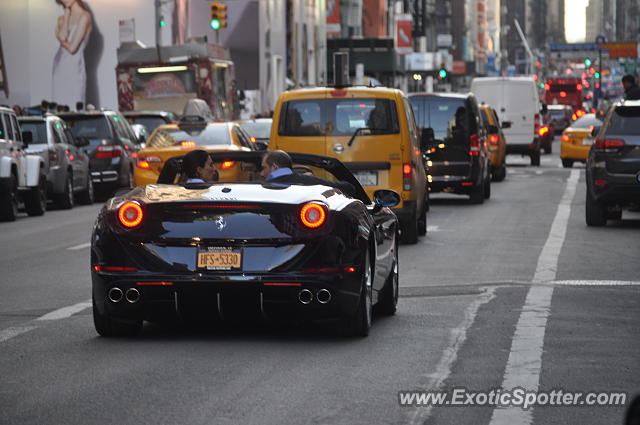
[621,74,640,100]
[182,149,218,183]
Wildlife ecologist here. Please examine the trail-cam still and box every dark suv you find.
[409,93,491,204]
[586,100,640,226]
[59,110,141,195]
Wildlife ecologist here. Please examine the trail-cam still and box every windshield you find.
[607,106,640,135]
[571,115,601,129]
[239,121,272,139]
[278,98,399,137]
[148,125,231,148]
[127,117,168,133]
[19,121,47,144]
[65,116,111,140]
[410,97,467,140]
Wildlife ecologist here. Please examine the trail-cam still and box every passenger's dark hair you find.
[182,149,210,179]
[622,74,636,85]
[263,150,292,169]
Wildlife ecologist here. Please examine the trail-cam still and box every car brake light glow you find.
[137,160,151,169]
[302,266,357,273]
[489,134,499,144]
[594,139,625,150]
[402,163,412,190]
[594,179,607,186]
[220,161,234,169]
[180,141,196,148]
[461,182,474,186]
[300,202,326,228]
[250,137,256,143]
[469,133,481,156]
[117,201,144,228]
[93,265,138,272]
[559,91,567,98]
[263,282,302,287]
[562,134,570,142]
[136,281,174,286]
[95,145,124,159]
[538,126,549,136]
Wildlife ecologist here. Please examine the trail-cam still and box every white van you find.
[470,77,543,166]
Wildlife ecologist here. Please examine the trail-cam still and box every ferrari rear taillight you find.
[403,163,412,190]
[117,201,143,228]
[469,134,481,156]
[594,139,625,150]
[93,265,138,272]
[300,202,327,229]
[95,145,124,159]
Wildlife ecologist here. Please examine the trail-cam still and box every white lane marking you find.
[553,280,640,286]
[67,242,91,250]
[489,169,579,425]
[407,286,497,425]
[36,301,92,321]
[0,326,37,343]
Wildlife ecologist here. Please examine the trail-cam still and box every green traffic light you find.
[539,83,545,89]
[584,58,592,67]
[210,19,221,30]
[594,72,600,79]
[438,69,447,79]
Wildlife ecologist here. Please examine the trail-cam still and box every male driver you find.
[622,74,640,100]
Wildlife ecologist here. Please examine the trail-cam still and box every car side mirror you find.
[373,189,400,208]
[590,126,601,137]
[420,127,435,150]
[501,121,512,129]
[21,131,33,146]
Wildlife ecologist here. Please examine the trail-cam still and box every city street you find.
[1,139,639,425]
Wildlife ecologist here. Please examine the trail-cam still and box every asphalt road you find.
[1,138,639,425]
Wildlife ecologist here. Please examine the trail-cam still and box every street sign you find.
[407,52,435,71]
[599,42,638,58]
[395,14,413,55]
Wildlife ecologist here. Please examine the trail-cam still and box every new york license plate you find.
[353,171,378,186]
[197,247,242,270]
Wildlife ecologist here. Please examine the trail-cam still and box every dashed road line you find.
[36,301,91,321]
[0,325,37,343]
[67,242,91,250]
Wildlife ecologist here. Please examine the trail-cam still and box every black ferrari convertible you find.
[91,151,400,337]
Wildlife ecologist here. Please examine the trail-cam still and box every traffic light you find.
[584,58,592,67]
[210,1,227,30]
[437,68,448,80]
[594,71,600,79]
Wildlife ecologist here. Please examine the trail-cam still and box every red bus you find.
[544,78,583,113]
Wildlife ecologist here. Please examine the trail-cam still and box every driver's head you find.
[622,74,636,89]
[261,150,292,178]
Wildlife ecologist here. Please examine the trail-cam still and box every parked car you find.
[479,104,507,181]
[19,115,93,208]
[91,151,400,337]
[585,100,640,226]
[0,106,47,220]
[59,110,141,196]
[270,85,428,244]
[410,93,492,204]
[123,110,177,134]
[546,104,573,134]
[235,118,272,149]
[471,77,543,166]
[560,113,603,168]
[134,116,257,187]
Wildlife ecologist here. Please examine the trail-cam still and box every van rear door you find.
[502,80,538,146]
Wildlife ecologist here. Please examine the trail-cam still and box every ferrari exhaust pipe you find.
[108,287,123,303]
[125,288,141,304]
[316,289,331,304]
[298,289,313,305]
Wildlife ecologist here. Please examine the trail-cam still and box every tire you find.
[56,172,74,209]
[483,177,491,199]
[543,143,552,154]
[469,183,484,204]
[342,251,373,337]
[562,159,574,168]
[92,295,142,337]
[122,167,133,188]
[376,241,398,316]
[585,188,607,226]
[400,205,419,244]
[24,176,47,216]
[0,174,19,222]
[607,209,622,220]
[530,150,541,166]
[492,164,507,182]
[76,173,94,205]
[417,202,427,236]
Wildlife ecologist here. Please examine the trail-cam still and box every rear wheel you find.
[417,202,427,236]
[585,188,607,226]
[92,295,142,337]
[469,183,484,204]
[561,159,574,168]
[492,164,506,182]
[401,206,418,244]
[342,251,372,337]
[530,150,541,166]
[376,242,398,316]
[543,143,552,154]
[76,173,94,205]
[0,174,19,222]
[483,177,491,199]
[56,172,74,209]
[25,176,47,216]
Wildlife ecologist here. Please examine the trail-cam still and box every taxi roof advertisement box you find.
[395,14,413,55]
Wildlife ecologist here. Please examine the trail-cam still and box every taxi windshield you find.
[148,125,231,148]
[278,98,399,137]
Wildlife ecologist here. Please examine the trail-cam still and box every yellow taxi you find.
[479,104,507,181]
[134,116,257,186]
[269,86,428,244]
[559,113,602,168]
